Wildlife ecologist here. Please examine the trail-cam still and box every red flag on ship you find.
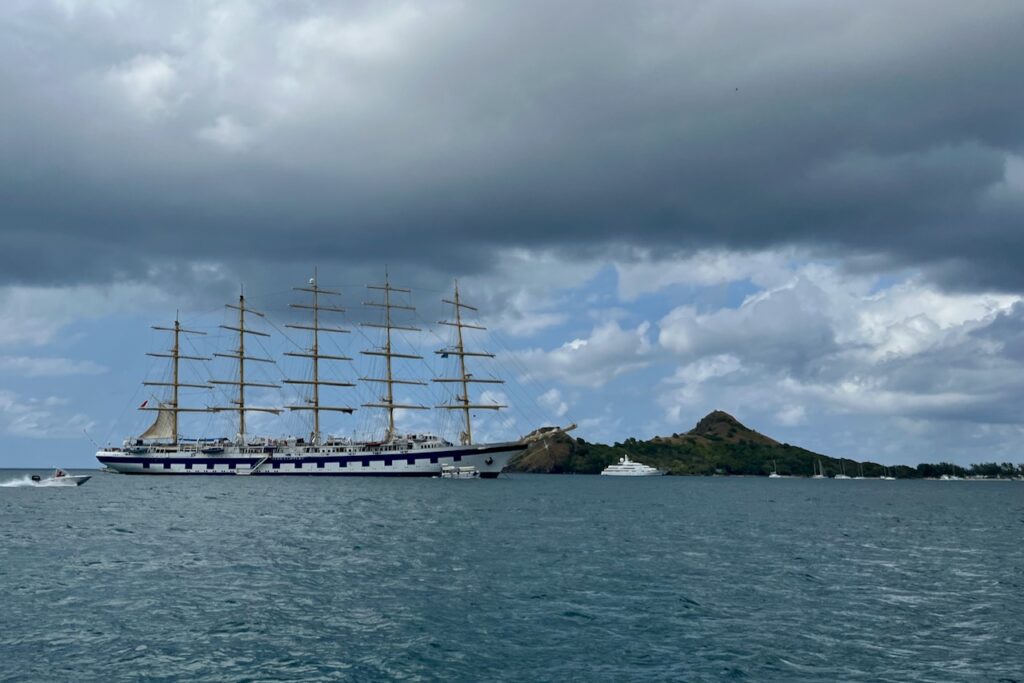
[140,400,148,408]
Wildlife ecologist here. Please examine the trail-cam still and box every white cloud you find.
[846,280,1016,361]
[658,265,1019,370]
[576,411,623,444]
[780,376,986,418]
[197,114,254,151]
[0,389,96,439]
[654,260,1024,445]
[461,249,603,338]
[0,356,108,377]
[616,248,801,301]
[658,273,838,369]
[0,282,170,347]
[985,153,1024,209]
[538,388,568,417]
[106,53,182,118]
[283,5,425,64]
[775,404,807,426]
[516,321,653,388]
[666,354,742,385]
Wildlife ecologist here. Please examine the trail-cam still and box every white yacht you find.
[600,453,664,477]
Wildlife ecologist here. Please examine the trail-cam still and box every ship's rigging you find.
[433,282,505,445]
[138,276,510,446]
[208,293,281,442]
[359,272,428,441]
[141,318,211,444]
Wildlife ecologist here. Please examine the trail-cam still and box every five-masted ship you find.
[96,273,529,477]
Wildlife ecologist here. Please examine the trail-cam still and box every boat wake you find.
[0,475,80,488]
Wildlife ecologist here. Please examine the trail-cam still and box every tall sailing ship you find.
[96,273,531,477]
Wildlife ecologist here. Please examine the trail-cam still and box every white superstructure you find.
[600,453,664,477]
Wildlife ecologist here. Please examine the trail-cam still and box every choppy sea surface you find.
[1,471,1022,682]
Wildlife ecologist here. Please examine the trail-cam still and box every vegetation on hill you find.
[508,410,1008,477]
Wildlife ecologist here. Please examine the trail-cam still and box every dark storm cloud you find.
[2,1,1024,289]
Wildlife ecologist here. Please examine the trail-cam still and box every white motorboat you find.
[600,453,664,476]
[30,469,91,486]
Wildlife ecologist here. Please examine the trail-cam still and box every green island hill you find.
[508,410,986,478]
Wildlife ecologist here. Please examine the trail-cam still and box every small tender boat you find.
[601,453,664,476]
[31,469,92,486]
[439,465,480,479]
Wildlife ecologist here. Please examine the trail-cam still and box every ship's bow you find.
[472,441,527,478]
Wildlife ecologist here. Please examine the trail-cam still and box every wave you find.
[0,475,79,488]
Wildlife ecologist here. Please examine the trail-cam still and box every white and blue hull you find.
[97,441,524,478]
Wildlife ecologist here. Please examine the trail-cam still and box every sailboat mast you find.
[360,272,427,441]
[211,293,281,443]
[434,283,505,446]
[312,274,320,439]
[453,284,472,444]
[172,318,180,443]
[384,274,395,437]
[144,319,210,442]
[238,295,246,440]
[284,272,355,444]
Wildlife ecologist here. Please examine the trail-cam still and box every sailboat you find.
[768,460,784,478]
[95,274,542,477]
[834,459,851,480]
[880,466,896,481]
[812,459,826,479]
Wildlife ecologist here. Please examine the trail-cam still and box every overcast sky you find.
[3,1,1024,467]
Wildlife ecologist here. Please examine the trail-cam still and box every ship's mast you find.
[434,282,505,445]
[143,317,211,443]
[210,293,281,443]
[360,271,427,440]
[284,271,355,444]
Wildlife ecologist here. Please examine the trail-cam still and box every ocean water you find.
[1,472,1022,682]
